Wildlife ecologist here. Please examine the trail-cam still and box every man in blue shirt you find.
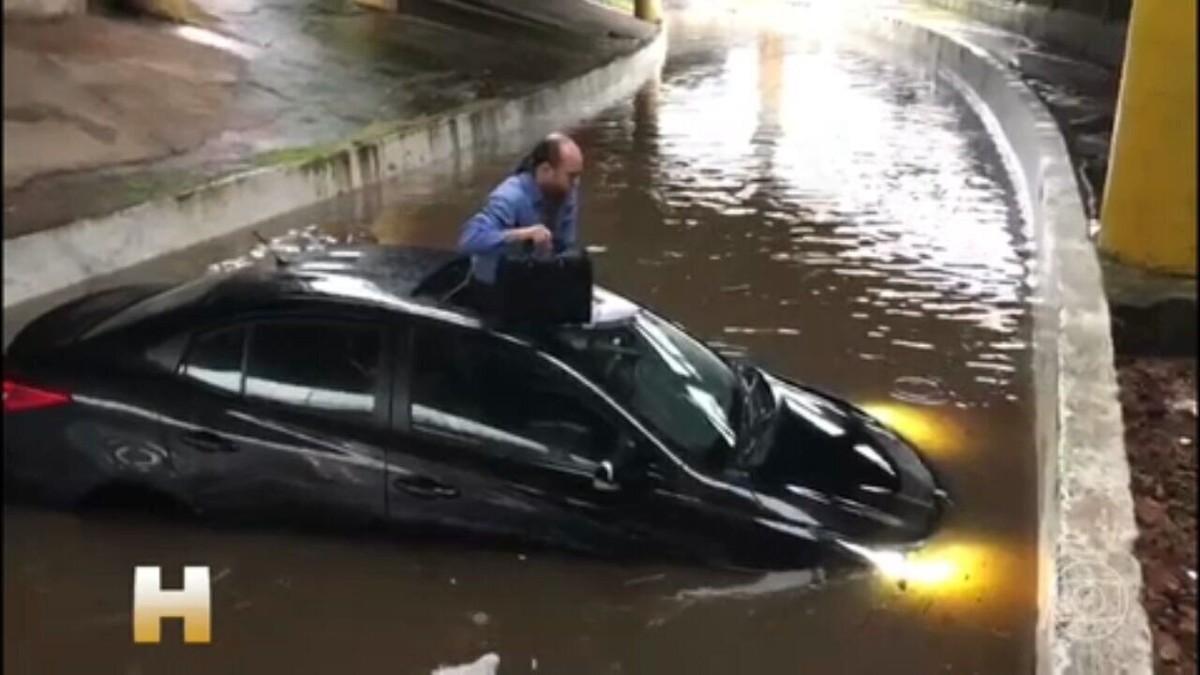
[458,132,583,290]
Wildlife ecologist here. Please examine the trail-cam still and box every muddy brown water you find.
[5,14,1039,675]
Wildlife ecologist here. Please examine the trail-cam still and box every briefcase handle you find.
[509,241,588,263]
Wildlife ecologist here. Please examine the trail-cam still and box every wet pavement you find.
[4,9,1040,674]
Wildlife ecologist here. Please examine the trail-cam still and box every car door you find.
[156,311,392,530]
[373,318,513,541]
[392,319,722,559]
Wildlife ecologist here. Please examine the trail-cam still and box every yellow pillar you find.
[635,0,662,23]
[1099,0,1197,276]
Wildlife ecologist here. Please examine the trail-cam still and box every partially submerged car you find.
[4,245,946,569]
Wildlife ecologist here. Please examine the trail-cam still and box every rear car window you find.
[244,320,383,418]
[84,274,225,340]
[180,325,247,395]
[8,284,168,359]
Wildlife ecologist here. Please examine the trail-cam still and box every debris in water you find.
[674,569,826,602]
[889,376,950,406]
[622,573,666,587]
[1169,397,1197,417]
[471,611,489,626]
[891,339,935,351]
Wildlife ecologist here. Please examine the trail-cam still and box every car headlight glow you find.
[838,540,985,594]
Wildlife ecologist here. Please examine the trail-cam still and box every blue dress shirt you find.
[458,171,579,283]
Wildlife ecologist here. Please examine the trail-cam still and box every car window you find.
[179,325,247,395]
[244,320,383,418]
[409,325,621,468]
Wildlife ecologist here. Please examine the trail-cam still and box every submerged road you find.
[4,8,1039,674]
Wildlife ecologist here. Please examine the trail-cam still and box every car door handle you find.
[180,430,236,453]
[392,475,459,500]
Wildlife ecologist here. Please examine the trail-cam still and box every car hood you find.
[738,374,945,547]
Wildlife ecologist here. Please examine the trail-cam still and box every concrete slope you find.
[3,16,243,191]
[2,0,654,238]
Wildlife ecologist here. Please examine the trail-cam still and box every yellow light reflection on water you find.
[842,540,993,597]
[858,401,966,459]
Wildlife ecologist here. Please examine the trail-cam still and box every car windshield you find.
[552,311,741,463]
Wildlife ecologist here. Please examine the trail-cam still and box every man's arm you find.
[555,187,580,253]
[459,190,517,255]
[460,187,552,255]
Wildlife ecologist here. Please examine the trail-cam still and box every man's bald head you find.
[527,132,584,198]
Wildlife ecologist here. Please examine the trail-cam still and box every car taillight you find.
[3,379,71,413]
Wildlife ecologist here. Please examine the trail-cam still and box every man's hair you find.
[515,133,568,174]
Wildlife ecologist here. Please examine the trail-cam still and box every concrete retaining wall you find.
[922,0,1128,69]
[2,24,668,311]
[848,12,1152,675]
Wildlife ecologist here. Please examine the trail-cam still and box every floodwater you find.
[4,11,1039,675]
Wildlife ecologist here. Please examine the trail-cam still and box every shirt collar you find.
[518,171,544,208]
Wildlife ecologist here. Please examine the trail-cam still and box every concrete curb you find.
[849,12,1153,675]
[2,23,668,311]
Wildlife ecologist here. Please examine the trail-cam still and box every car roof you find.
[200,244,641,331]
[285,244,459,297]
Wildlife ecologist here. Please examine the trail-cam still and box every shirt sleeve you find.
[555,187,580,253]
[459,188,518,255]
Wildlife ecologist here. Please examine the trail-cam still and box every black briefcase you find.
[494,249,594,325]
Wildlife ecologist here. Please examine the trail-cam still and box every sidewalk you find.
[2,0,656,239]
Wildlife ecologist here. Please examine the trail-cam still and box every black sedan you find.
[4,245,946,569]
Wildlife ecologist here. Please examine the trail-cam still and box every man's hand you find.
[509,224,553,251]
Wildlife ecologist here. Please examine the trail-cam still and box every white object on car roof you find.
[590,287,639,327]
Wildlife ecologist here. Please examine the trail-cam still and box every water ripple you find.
[577,35,1033,401]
